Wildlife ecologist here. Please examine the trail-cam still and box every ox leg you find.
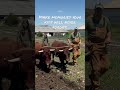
[66,54,70,65]
[10,77,25,90]
[9,62,25,90]
[59,58,66,73]
[25,70,35,90]
[38,56,45,69]
[0,77,2,90]
[52,53,55,62]
[39,58,48,72]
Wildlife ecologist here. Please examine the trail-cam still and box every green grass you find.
[101,54,120,90]
[85,52,120,90]
[63,48,85,84]
[111,23,120,42]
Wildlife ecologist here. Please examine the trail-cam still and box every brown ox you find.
[51,41,71,70]
[0,38,35,90]
[35,42,54,72]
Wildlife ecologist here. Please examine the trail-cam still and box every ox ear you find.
[38,50,43,53]
[59,50,64,52]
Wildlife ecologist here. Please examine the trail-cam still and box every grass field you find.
[101,53,120,89]
[100,23,120,89]
[111,23,120,42]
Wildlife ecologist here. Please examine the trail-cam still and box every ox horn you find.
[8,58,20,62]
[38,50,43,53]
[50,49,55,51]
[59,50,64,52]
[69,48,73,51]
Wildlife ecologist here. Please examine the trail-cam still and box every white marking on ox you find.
[59,50,64,52]
[38,50,43,53]
[8,58,20,62]
[50,49,55,51]
[69,48,73,51]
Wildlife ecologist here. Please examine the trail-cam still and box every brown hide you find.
[51,40,68,48]
[35,42,52,68]
[51,40,70,63]
[0,38,35,89]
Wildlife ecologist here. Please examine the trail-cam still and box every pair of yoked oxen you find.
[35,40,80,71]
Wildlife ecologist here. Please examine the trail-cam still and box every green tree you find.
[37,32,43,37]
[64,32,70,38]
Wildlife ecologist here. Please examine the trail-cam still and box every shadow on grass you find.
[67,62,75,66]
[36,64,50,73]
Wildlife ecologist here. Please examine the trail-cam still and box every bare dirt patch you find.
[35,66,83,90]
